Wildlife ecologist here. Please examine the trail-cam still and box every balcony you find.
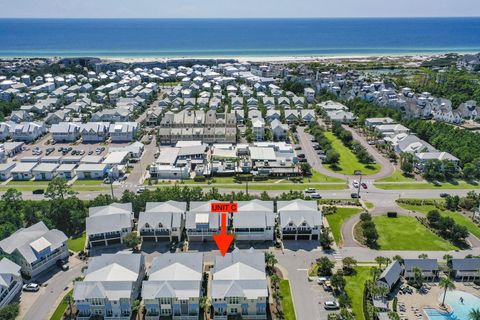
[105,232,121,239]
[89,234,105,241]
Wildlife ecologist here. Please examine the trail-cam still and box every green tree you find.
[45,177,77,200]
[265,252,278,273]
[439,277,456,307]
[0,304,19,320]
[123,232,141,250]
[342,257,357,275]
[469,308,480,320]
[316,257,335,276]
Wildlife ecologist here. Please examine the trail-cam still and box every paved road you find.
[21,258,86,320]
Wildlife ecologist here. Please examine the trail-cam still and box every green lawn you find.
[374,181,480,190]
[67,233,85,252]
[304,170,345,183]
[375,170,416,182]
[364,201,374,210]
[344,266,372,320]
[50,289,73,320]
[73,180,105,185]
[279,280,296,320]
[373,215,457,251]
[324,132,381,175]
[397,203,480,240]
[6,180,50,185]
[325,207,364,244]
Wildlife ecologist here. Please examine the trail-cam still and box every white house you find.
[186,201,221,241]
[50,122,80,142]
[278,200,322,240]
[270,119,288,141]
[10,162,37,180]
[142,253,203,320]
[109,122,139,142]
[0,258,22,308]
[75,163,109,180]
[0,162,16,180]
[86,203,134,248]
[11,122,46,142]
[211,249,268,320]
[138,201,186,242]
[80,122,109,142]
[233,200,275,242]
[32,163,59,180]
[74,253,145,320]
[0,221,69,278]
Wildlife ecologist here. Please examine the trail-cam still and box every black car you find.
[32,189,45,195]
[350,193,360,199]
[440,193,450,198]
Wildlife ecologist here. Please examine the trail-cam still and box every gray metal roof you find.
[451,258,480,271]
[211,249,267,299]
[74,253,144,301]
[0,258,21,289]
[378,261,402,289]
[403,259,439,272]
[0,221,67,264]
[233,211,275,229]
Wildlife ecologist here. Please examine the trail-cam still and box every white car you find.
[324,301,340,310]
[317,277,328,284]
[23,283,40,292]
[352,180,359,188]
[304,188,316,193]
[309,192,322,199]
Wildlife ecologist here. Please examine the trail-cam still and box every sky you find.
[0,0,479,18]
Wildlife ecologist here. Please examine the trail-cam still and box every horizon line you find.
[1,16,480,19]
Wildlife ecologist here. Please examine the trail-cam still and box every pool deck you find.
[396,283,480,320]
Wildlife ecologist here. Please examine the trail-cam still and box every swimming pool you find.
[424,290,480,320]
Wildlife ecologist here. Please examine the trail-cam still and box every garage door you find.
[107,238,121,245]
[142,236,156,242]
[311,235,318,240]
[283,235,296,240]
[90,241,105,247]
[297,234,311,240]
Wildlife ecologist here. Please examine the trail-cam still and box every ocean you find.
[0,18,480,57]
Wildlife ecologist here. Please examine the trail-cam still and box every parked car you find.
[317,277,328,285]
[351,193,360,199]
[440,193,450,198]
[309,192,322,199]
[305,187,316,193]
[352,180,359,188]
[136,187,147,194]
[56,259,69,271]
[361,183,368,189]
[324,301,340,310]
[32,189,44,195]
[23,283,40,292]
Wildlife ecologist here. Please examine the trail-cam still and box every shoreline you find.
[1,51,473,64]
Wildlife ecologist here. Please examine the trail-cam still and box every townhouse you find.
[402,259,439,282]
[86,203,134,248]
[50,122,81,142]
[11,122,46,142]
[233,200,275,242]
[143,253,203,320]
[277,200,322,240]
[109,122,139,142]
[80,122,109,142]
[138,201,186,242]
[186,201,221,241]
[0,221,69,278]
[74,253,145,320]
[0,258,22,308]
[210,249,268,320]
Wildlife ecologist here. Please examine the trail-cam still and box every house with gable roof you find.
[74,253,145,320]
[0,258,23,307]
[210,249,268,320]
[277,200,322,240]
[138,201,186,242]
[186,200,221,241]
[233,200,275,242]
[143,253,203,320]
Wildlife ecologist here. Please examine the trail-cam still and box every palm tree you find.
[370,267,381,282]
[265,252,278,273]
[469,308,480,320]
[439,277,456,307]
[63,293,75,319]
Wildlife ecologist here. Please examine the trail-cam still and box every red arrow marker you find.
[213,212,234,257]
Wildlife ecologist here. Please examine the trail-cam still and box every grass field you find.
[325,207,364,244]
[324,132,381,175]
[375,170,416,182]
[67,233,85,252]
[72,180,105,185]
[6,180,50,185]
[50,289,73,320]
[279,280,296,320]
[397,203,480,240]
[344,266,372,320]
[373,215,457,251]
[374,181,480,190]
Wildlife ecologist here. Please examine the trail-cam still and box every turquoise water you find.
[425,290,480,320]
[0,18,480,57]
